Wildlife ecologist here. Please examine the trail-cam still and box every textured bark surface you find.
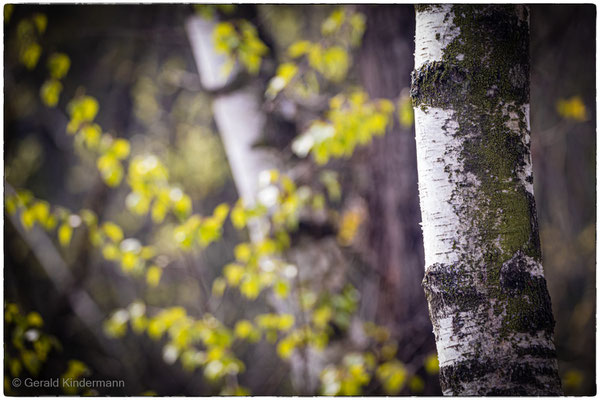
[411,5,562,395]
[357,5,436,366]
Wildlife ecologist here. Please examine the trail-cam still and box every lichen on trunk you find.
[411,5,562,395]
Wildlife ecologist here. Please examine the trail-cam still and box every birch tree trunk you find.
[411,5,562,395]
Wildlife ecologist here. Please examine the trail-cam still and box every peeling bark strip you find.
[411,5,561,395]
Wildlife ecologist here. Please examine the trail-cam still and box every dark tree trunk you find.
[358,4,436,372]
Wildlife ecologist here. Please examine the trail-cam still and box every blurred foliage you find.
[3,4,595,396]
[4,304,92,395]
[292,92,394,164]
[556,95,588,122]
[213,20,268,76]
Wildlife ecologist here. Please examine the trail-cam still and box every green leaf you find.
[30,201,50,225]
[151,201,168,223]
[397,92,414,128]
[234,243,252,263]
[58,223,72,247]
[556,96,587,122]
[20,42,42,70]
[213,203,230,222]
[102,222,124,242]
[231,203,246,229]
[276,335,297,359]
[40,79,63,107]
[240,274,260,299]
[321,46,349,82]
[121,252,138,272]
[198,218,221,246]
[69,96,99,122]
[32,13,47,34]
[102,244,120,261]
[146,266,162,287]
[47,53,71,79]
[409,376,425,393]
[321,9,345,36]
[97,154,124,187]
[349,13,367,46]
[424,353,439,375]
[277,314,294,331]
[223,263,245,287]
[27,312,44,327]
[110,138,131,159]
[234,320,254,339]
[273,280,290,299]
[266,63,298,98]
[80,124,101,148]
[173,193,192,220]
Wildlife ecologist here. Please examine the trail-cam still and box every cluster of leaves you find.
[319,323,439,395]
[213,19,268,76]
[193,4,236,21]
[266,8,366,99]
[65,95,134,187]
[13,12,46,70]
[4,304,91,395]
[9,10,71,107]
[40,52,71,107]
[104,302,297,394]
[213,169,346,301]
[6,185,231,290]
[292,92,395,164]
[326,297,437,395]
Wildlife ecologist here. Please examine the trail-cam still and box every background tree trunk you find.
[411,5,562,395]
[357,4,437,385]
[186,14,349,394]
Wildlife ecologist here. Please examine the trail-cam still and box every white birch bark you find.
[412,5,561,395]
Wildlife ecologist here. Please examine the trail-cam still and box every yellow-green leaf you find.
[102,222,124,242]
[20,42,42,70]
[110,138,130,159]
[223,263,245,287]
[58,223,72,247]
[240,274,260,299]
[424,353,439,375]
[213,203,230,222]
[556,96,587,122]
[288,40,312,58]
[40,79,63,107]
[146,266,162,287]
[32,13,47,34]
[27,312,44,327]
[321,9,345,36]
[121,252,138,272]
[234,320,254,339]
[231,203,246,229]
[234,243,252,263]
[47,53,70,79]
[102,244,120,261]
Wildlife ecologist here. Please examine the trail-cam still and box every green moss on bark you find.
[414,5,560,395]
